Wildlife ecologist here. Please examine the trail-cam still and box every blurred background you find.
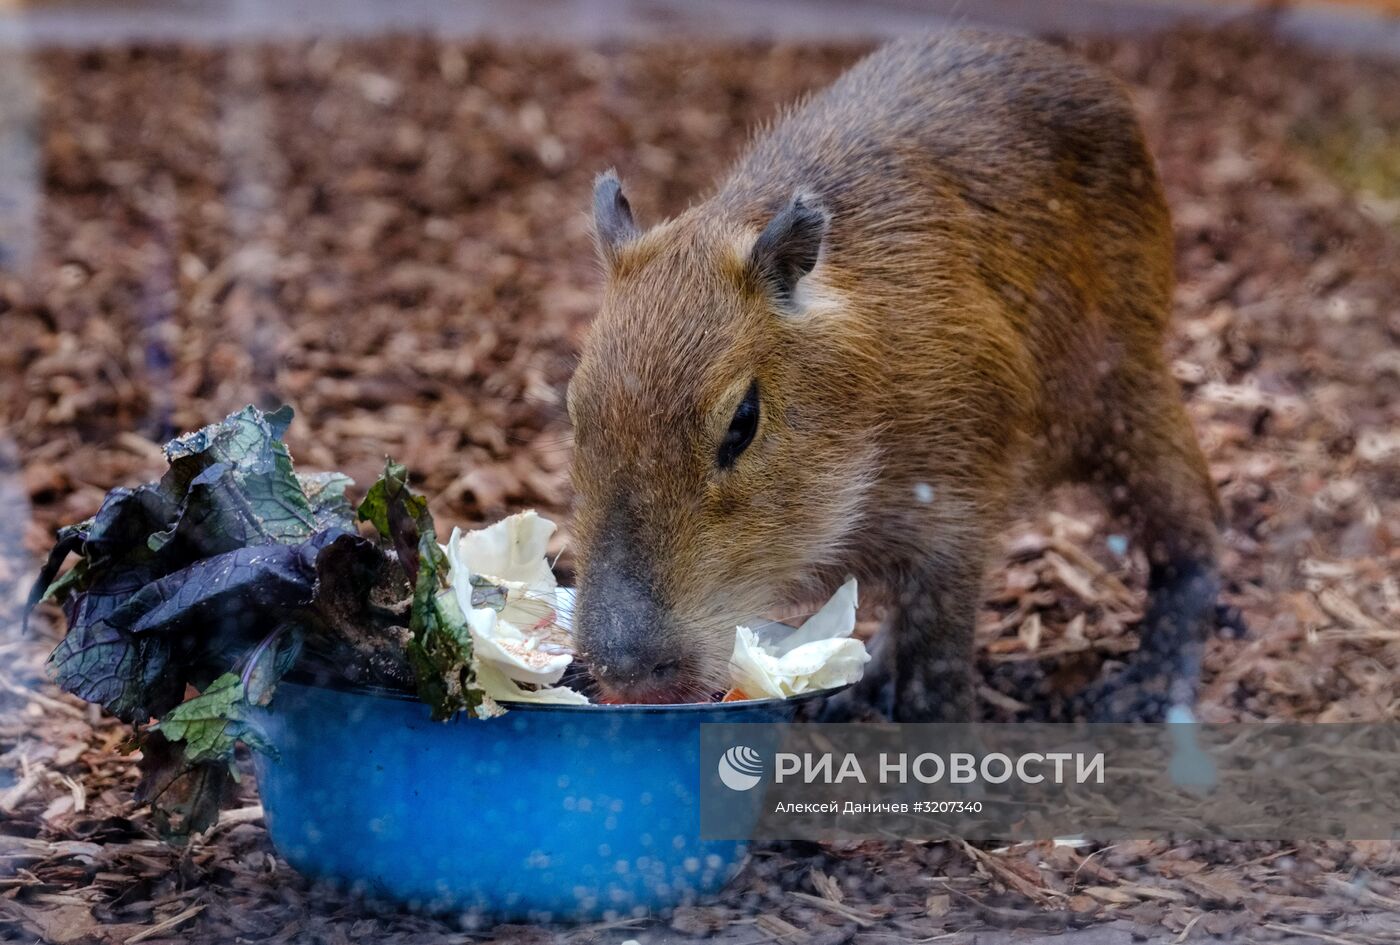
[1,0,1398,942]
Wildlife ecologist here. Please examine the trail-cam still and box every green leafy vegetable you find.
[156,674,275,765]
[149,405,329,556]
[299,471,356,530]
[356,459,431,586]
[358,460,491,721]
[25,405,461,840]
[134,730,232,840]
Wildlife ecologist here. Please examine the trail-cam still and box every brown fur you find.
[567,32,1222,719]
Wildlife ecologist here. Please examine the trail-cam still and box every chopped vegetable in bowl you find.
[730,578,868,700]
[444,512,587,705]
[440,511,871,706]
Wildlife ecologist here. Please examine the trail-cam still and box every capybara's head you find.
[567,172,878,703]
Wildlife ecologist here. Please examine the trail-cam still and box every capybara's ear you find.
[592,169,641,265]
[748,193,828,307]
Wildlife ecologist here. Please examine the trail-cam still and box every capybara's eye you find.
[717,381,760,469]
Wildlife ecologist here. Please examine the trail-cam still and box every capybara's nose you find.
[575,574,666,679]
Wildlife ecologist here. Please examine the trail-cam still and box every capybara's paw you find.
[811,672,893,722]
[1077,657,1190,722]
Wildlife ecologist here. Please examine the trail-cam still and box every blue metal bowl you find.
[252,679,824,922]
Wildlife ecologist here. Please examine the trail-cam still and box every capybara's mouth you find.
[590,660,720,705]
[594,681,703,706]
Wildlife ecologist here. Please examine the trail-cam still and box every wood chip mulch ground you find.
[2,24,1399,945]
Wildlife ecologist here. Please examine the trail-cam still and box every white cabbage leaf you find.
[729,578,868,699]
[443,511,585,704]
